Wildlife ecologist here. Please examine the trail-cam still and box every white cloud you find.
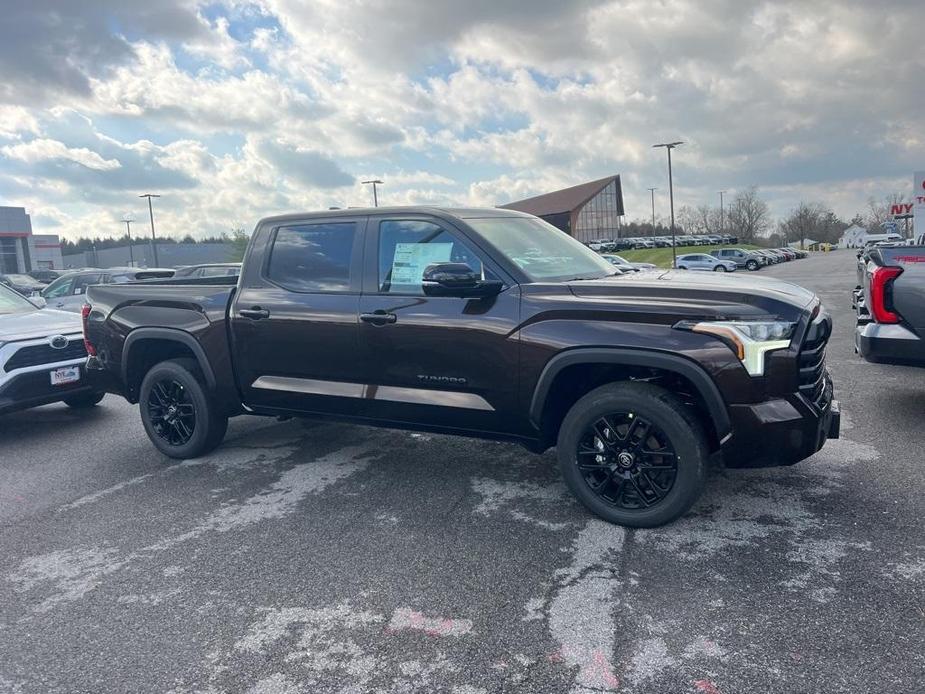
[1,0,924,241]
[1,138,122,171]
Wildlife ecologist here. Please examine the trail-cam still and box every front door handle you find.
[360,311,397,325]
[239,307,270,320]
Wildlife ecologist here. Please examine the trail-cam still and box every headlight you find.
[675,319,795,376]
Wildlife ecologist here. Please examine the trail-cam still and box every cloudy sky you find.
[1,0,923,240]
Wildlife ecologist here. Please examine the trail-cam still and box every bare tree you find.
[779,202,846,248]
[865,192,910,230]
[727,187,771,242]
[677,205,701,235]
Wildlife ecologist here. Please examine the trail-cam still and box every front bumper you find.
[0,364,97,415]
[855,322,925,367]
[721,374,840,468]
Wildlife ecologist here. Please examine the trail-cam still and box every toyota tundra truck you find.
[84,207,839,527]
[855,244,925,366]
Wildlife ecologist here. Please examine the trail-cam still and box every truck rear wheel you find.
[556,381,707,528]
[139,359,228,459]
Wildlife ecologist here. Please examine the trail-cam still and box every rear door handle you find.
[360,312,397,325]
[239,307,270,320]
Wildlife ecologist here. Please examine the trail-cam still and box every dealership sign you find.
[915,172,925,233]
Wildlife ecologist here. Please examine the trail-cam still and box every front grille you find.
[4,340,87,372]
[798,310,832,410]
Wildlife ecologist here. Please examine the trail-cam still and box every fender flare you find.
[528,347,732,440]
[122,327,217,393]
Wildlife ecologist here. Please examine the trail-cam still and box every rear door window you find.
[267,222,357,292]
[73,273,103,295]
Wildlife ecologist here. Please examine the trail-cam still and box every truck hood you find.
[0,308,83,343]
[567,270,818,320]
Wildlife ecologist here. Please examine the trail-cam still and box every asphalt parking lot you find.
[1,250,923,694]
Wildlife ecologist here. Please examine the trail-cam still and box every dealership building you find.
[500,175,625,243]
[0,206,63,273]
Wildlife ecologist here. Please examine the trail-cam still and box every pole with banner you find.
[914,171,925,241]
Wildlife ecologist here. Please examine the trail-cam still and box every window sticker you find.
[390,242,453,285]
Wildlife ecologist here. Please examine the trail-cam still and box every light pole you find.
[718,190,726,235]
[121,214,135,267]
[361,179,383,207]
[139,194,161,266]
[647,187,657,231]
[653,141,684,266]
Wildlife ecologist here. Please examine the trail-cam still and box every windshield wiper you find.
[564,271,622,281]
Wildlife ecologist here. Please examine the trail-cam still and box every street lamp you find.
[139,193,161,266]
[121,213,135,267]
[361,179,383,207]
[647,187,657,230]
[718,190,726,235]
[652,141,684,266]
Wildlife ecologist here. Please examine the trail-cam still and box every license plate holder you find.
[50,366,81,385]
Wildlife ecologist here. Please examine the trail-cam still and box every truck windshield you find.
[466,217,617,282]
[0,285,36,314]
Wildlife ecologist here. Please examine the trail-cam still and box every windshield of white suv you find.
[466,216,618,281]
[0,284,36,313]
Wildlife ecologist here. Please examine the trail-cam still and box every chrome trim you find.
[251,375,494,411]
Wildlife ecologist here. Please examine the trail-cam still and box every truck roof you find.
[257,206,534,226]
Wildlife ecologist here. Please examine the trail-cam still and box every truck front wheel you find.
[139,359,228,459]
[556,381,707,528]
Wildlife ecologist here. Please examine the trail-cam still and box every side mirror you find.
[30,295,47,309]
[422,263,503,298]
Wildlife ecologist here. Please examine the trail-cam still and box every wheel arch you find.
[529,348,732,449]
[122,328,216,402]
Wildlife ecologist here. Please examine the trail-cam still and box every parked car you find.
[600,254,657,272]
[710,248,766,271]
[0,273,47,296]
[42,267,175,312]
[754,250,782,264]
[28,269,62,283]
[854,245,925,366]
[85,206,838,528]
[0,283,105,415]
[674,253,738,272]
[173,263,242,279]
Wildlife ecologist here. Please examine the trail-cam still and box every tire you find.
[556,381,708,528]
[139,358,228,459]
[713,265,727,272]
[677,265,687,270]
[746,260,759,271]
[64,391,105,409]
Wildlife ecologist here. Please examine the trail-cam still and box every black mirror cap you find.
[422,263,503,298]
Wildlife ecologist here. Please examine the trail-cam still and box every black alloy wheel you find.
[146,378,196,446]
[576,413,678,510]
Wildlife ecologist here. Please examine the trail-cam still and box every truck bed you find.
[85,282,241,412]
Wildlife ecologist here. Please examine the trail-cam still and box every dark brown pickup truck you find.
[84,206,839,527]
